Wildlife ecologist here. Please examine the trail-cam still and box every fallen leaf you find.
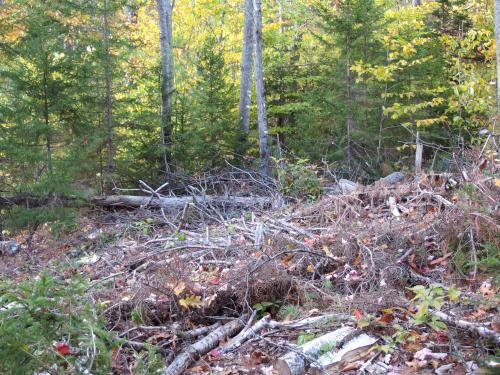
[378,312,394,324]
[173,281,186,296]
[55,342,71,355]
[354,308,363,321]
[179,295,204,309]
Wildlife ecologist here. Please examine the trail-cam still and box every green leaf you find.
[447,287,460,302]
[320,341,336,354]
[297,333,315,345]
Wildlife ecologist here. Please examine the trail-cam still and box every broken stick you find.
[162,318,245,375]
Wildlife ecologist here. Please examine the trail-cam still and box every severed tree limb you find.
[219,314,270,354]
[274,326,355,375]
[431,310,500,344]
[162,318,246,375]
[271,313,355,330]
[92,195,271,209]
[215,313,356,357]
[177,322,221,339]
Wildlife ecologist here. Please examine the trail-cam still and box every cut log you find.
[92,195,272,209]
[163,318,245,375]
[309,333,378,374]
[274,326,355,375]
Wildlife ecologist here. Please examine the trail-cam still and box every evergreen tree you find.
[182,34,236,169]
[292,0,385,175]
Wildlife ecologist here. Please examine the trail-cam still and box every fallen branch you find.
[177,322,221,339]
[92,195,272,210]
[431,310,500,344]
[219,314,269,354]
[163,318,246,375]
[122,340,174,360]
[271,314,355,330]
[218,313,355,356]
[274,326,355,375]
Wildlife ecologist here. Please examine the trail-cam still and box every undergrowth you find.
[0,272,117,374]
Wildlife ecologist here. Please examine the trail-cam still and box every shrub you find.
[275,158,321,199]
[0,272,116,374]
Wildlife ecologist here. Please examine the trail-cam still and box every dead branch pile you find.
[3,153,499,374]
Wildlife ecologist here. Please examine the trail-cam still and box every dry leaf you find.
[179,295,204,309]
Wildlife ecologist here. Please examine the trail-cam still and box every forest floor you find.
[1,156,499,374]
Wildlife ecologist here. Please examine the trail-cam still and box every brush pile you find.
[1,152,499,374]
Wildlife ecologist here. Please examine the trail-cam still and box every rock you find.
[381,171,405,184]
[338,179,359,194]
[323,179,359,195]
[0,240,20,255]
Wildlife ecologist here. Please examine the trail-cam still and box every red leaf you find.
[354,308,363,321]
[210,278,221,285]
[378,312,394,324]
[210,349,220,357]
[55,342,71,355]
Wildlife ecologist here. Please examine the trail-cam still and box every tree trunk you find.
[495,0,500,134]
[237,0,254,135]
[42,64,53,177]
[253,0,270,177]
[157,0,175,173]
[415,131,423,174]
[345,54,353,172]
[103,0,114,185]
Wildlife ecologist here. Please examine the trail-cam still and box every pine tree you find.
[182,34,236,169]
[292,0,384,174]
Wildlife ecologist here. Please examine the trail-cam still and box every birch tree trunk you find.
[103,0,114,182]
[238,0,254,135]
[495,0,500,134]
[253,0,270,177]
[157,0,175,173]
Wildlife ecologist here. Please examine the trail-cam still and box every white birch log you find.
[273,326,355,375]
[92,195,271,209]
[163,318,245,375]
[217,313,355,356]
[309,333,378,374]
